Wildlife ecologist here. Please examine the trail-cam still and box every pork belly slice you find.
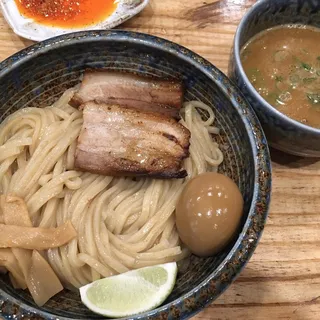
[70,70,183,119]
[75,102,190,179]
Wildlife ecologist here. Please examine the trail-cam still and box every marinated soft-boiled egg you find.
[175,172,243,257]
[0,0,149,42]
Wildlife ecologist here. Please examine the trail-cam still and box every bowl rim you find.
[0,30,272,320]
[233,0,320,135]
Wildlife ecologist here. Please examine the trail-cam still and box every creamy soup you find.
[241,25,320,129]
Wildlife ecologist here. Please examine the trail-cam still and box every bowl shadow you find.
[270,147,320,169]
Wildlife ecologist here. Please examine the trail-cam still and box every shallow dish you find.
[0,0,149,41]
[0,30,271,319]
[229,0,320,157]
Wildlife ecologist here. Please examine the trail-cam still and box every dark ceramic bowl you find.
[229,0,320,157]
[0,30,271,320]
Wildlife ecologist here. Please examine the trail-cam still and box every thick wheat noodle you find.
[0,88,224,288]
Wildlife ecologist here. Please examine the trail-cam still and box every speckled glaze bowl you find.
[229,0,320,157]
[0,30,271,320]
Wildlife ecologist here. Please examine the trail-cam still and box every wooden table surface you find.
[1,1,320,319]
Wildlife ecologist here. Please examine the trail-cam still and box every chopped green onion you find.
[275,75,283,82]
[267,92,281,106]
[301,62,312,71]
[293,56,312,71]
[306,93,320,105]
[303,77,317,84]
[317,56,320,61]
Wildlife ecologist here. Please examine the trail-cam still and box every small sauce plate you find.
[0,0,149,41]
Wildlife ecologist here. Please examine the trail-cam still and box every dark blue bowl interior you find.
[0,31,271,320]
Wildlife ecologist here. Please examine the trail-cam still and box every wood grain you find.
[0,1,320,319]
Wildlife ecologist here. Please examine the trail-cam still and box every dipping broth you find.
[241,25,320,129]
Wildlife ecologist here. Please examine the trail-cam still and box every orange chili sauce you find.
[15,0,117,28]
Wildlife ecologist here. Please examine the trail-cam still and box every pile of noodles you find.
[0,88,223,289]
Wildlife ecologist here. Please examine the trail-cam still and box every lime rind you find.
[79,262,177,318]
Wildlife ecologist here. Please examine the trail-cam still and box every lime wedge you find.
[79,262,178,318]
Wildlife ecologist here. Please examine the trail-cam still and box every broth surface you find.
[241,25,320,129]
